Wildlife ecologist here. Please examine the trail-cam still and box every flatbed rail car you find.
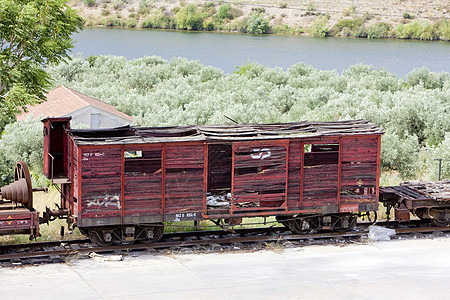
[380,181,450,227]
[43,117,384,245]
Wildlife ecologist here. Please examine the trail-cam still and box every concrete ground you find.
[1,237,450,300]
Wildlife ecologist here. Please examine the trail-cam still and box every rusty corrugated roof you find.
[70,119,384,145]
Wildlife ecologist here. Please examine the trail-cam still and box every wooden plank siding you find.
[340,136,379,207]
[74,134,381,225]
[287,141,302,209]
[231,141,289,211]
[79,147,122,219]
[123,145,163,217]
[300,139,340,209]
[164,143,205,214]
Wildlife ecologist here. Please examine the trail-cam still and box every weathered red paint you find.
[38,119,383,230]
[0,207,39,236]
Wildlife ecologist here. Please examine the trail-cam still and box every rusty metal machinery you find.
[0,162,34,209]
[380,181,450,227]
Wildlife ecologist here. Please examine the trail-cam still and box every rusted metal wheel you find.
[333,214,357,232]
[289,219,310,234]
[0,161,33,209]
[16,161,33,209]
[277,216,310,234]
[88,229,114,247]
[138,223,164,244]
[430,209,450,228]
[276,216,291,230]
[430,216,450,227]
[431,218,450,227]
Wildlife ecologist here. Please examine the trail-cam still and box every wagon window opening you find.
[207,144,232,194]
[124,149,162,174]
[303,143,339,166]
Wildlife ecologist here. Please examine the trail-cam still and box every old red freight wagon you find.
[42,117,383,245]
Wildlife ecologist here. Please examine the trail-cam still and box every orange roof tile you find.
[17,85,133,122]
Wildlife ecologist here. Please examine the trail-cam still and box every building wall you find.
[64,106,132,129]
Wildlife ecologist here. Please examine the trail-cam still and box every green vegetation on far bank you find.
[1,56,449,187]
[74,0,450,41]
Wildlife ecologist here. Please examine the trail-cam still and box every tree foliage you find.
[175,4,203,30]
[0,0,82,129]
[44,57,450,180]
[0,117,44,186]
[246,13,269,34]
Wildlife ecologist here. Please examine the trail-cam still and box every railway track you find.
[1,222,449,266]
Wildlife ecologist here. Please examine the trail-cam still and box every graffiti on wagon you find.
[82,152,105,161]
[250,148,271,160]
[86,194,121,210]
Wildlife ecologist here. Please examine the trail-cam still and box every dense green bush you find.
[427,133,450,180]
[102,15,124,27]
[203,19,215,31]
[308,16,330,37]
[44,56,450,180]
[332,18,363,36]
[367,22,391,39]
[141,13,176,29]
[395,20,437,40]
[126,18,137,28]
[216,4,233,21]
[433,19,450,41]
[406,67,450,90]
[272,25,304,35]
[246,13,270,34]
[175,4,204,30]
[0,118,45,186]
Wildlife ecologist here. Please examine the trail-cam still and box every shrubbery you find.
[246,13,270,34]
[82,1,450,41]
[396,20,437,40]
[309,16,330,37]
[175,4,203,30]
[141,13,175,29]
[0,118,45,186]
[2,57,448,183]
[42,56,450,180]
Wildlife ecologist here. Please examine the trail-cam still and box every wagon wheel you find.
[15,161,33,209]
[275,216,291,230]
[430,209,450,228]
[289,219,310,234]
[89,229,114,247]
[138,223,164,244]
[431,217,450,228]
[333,215,358,232]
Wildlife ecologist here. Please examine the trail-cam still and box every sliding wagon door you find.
[302,141,340,209]
[123,145,163,219]
[164,143,205,215]
[231,140,289,213]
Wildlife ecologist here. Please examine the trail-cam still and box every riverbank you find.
[70,0,450,40]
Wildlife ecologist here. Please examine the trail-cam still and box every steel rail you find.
[1,225,449,263]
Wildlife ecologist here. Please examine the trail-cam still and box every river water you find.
[72,28,450,77]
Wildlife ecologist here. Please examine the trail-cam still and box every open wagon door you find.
[231,140,289,214]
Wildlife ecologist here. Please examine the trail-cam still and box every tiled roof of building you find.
[17,85,133,121]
